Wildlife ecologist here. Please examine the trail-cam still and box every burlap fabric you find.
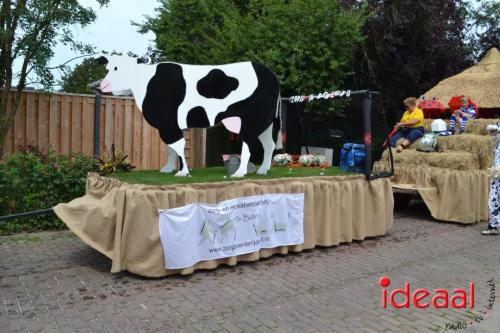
[54,173,393,277]
[384,165,489,223]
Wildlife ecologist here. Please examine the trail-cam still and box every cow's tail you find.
[275,93,283,150]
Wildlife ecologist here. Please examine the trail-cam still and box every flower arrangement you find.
[298,154,328,168]
[273,153,293,166]
[298,154,315,166]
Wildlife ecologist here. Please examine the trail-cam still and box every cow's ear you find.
[97,56,108,65]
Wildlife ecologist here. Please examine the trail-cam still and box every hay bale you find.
[464,119,498,135]
[423,118,498,135]
[380,149,480,170]
[407,134,494,169]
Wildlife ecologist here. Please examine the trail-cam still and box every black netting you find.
[282,91,394,178]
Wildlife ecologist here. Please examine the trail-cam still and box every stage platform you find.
[54,173,393,277]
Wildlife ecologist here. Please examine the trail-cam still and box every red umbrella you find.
[448,95,478,113]
[418,99,446,117]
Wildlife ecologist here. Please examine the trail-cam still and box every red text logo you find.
[379,276,474,309]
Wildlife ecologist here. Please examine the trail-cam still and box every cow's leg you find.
[169,137,189,176]
[257,123,275,175]
[160,146,177,173]
[231,142,250,178]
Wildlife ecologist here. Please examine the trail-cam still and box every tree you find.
[0,0,109,158]
[59,58,107,94]
[470,0,499,59]
[141,0,367,109]
[352,0,473,121]
[139,0,241,65]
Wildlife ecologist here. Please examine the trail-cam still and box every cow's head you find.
[97,53,150,96]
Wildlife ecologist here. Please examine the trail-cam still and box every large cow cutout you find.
[97,54,282,177]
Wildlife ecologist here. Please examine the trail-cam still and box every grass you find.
[111,166,353,185]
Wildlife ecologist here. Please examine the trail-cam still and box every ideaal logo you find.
[379,276,474,309]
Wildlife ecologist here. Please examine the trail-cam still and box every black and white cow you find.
[97,54,282,177]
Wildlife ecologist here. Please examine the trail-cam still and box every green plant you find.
[97,144,135,176]
[0,148,97,235]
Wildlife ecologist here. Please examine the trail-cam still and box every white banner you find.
[158,193,304,269]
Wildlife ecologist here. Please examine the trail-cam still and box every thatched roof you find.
[423,48,500,109]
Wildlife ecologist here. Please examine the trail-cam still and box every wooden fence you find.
[1,90,204,170]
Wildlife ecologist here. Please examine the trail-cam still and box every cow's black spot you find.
[142,63,186,144]
[214,62,280,146]
[197,69,239,99]
[187,107,210,128]
[178,157,184,171]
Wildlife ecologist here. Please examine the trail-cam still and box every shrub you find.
[0,148,97,235]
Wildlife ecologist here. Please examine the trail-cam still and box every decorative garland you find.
[289,90,351,103]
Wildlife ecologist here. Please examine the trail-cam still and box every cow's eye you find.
[114,67,118,71]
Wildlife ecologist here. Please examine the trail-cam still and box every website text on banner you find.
[159,193,305,269]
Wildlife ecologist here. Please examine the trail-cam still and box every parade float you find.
[54,53,394,277]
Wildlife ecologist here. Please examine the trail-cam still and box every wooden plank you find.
[49,95,60,153]
[37,93,49,153]
[99,98,105,156]
[159,140,167,169]
[150,129,160,170]
[71,95,82,153]
[60,95,71,155]
[25,92,37,147]
[132,106,143,168]
[141,120,152,170]
[81,96,94,156]
[114,99,125,152]
[392,186,418,194]
[123,99,134,158]
[13,93,26,152]
[104,97,114,154]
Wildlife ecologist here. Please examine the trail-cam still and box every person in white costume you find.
[482,123,500,235]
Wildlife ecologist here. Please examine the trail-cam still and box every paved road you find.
[1,202,499,333]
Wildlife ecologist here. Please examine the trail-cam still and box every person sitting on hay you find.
[482,123,500,235]
[449,96,476,134]
[389,97,424,153]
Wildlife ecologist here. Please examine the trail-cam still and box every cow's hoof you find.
[175,170,189,177]
[230,172,246,178]
[256,168,268,175]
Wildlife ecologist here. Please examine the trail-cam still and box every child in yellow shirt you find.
[389,97,425,152]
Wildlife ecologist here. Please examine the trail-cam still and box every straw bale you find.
[422,118,498,135]
[406,133,494,169]
[380,149,479,170]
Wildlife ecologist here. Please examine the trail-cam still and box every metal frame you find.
[282,89,394,180]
